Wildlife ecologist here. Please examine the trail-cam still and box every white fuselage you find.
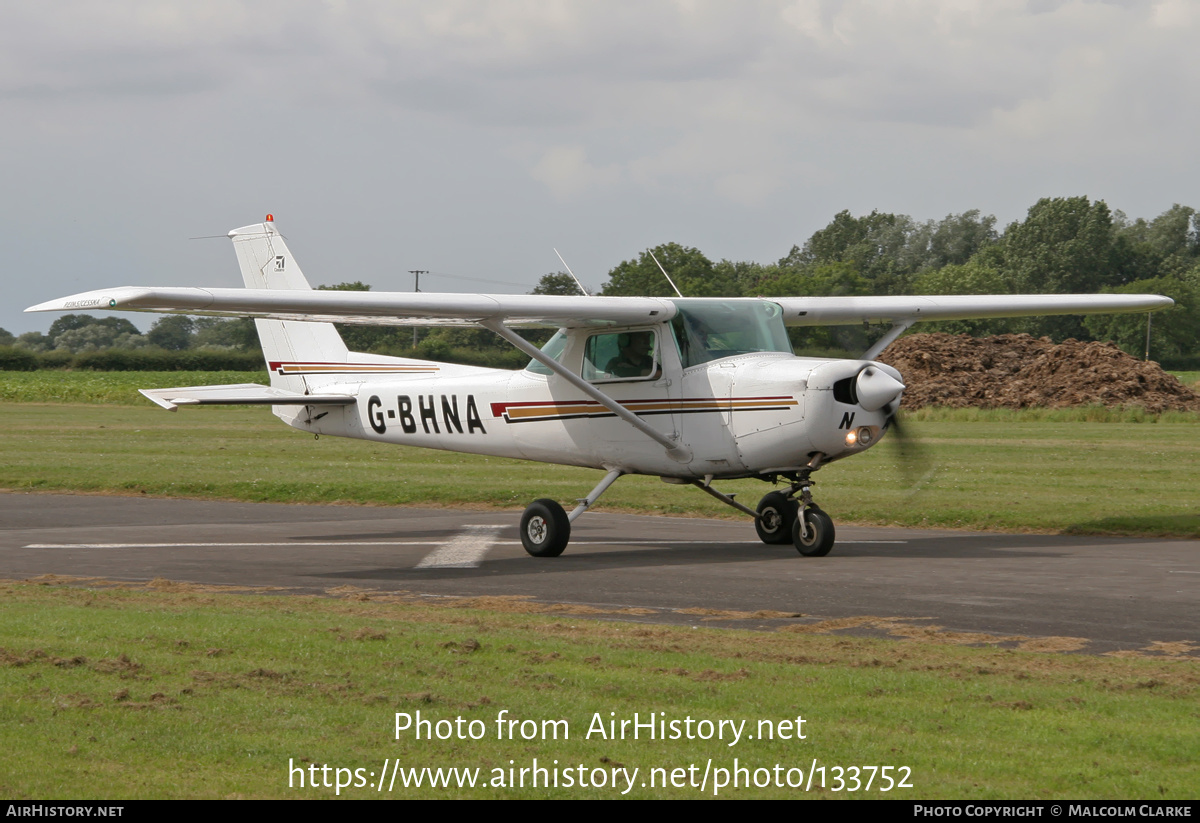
[279,323,897,479]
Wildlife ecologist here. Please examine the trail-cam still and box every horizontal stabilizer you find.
[139,383,355,412]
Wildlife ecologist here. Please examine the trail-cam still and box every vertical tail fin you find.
[228,218,349,393]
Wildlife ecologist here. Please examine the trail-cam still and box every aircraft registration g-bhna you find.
[28,217,1173,558]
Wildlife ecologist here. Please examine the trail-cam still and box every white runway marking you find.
[414,525,504,569]
[23,541,445,549]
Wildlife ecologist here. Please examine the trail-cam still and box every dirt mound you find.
[879,333,1200,412]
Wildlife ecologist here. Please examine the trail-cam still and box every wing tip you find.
[25,293,115,313]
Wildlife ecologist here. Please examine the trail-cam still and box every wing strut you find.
[862,321,914,361]
[481,320,693,463]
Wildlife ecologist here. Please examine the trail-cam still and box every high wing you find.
[25,286,675,328]
[774,294,1174,326]
[26,287,1171,328]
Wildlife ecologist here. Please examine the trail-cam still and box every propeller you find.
[882,402,934,492]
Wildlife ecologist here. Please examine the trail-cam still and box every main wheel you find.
[791,506,835,557]
[520,499,571,557]
[755,492,799,545]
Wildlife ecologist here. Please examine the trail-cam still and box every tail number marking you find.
[367,395,486,436]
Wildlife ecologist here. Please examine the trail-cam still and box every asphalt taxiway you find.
[1,493,1195,656]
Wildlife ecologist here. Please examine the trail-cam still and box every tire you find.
[520,499,571,557]
[755,492,799,545]
[791,506,835,557]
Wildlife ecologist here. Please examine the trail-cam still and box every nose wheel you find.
[755,467,837,556]
[792,506,835,556]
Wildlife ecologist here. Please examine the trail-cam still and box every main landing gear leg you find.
[755,460,837,557]
[520,469,624,558]
[690,478,760,517]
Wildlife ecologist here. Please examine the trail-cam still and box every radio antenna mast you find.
[553,249,591,297]
[648,249,684,298]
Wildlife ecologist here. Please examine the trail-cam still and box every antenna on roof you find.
[648,249,684,298]
[553,249,591,297]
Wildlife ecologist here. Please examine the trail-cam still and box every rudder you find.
[227,218,349,393]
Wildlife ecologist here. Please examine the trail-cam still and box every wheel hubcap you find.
[527,516,547,544]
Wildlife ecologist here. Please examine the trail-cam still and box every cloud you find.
[5,2,1195,139]
[531,145,620,199]
[2,1,1199,333]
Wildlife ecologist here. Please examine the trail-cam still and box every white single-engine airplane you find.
[28,217,1172,558]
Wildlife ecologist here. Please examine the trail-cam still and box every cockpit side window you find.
[582,329,660,382]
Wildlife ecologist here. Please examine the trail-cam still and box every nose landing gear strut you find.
[754,459,836,557]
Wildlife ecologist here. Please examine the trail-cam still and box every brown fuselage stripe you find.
[268,361,440,375]
[491,396,797,423]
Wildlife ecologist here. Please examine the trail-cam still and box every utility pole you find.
[409,270,427,348]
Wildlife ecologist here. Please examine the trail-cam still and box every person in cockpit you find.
[605,331,656,378]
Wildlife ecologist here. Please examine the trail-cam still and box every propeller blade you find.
[884,408,933,491]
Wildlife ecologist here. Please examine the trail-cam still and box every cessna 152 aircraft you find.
[28,217,1172,558]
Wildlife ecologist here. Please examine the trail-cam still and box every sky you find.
[2,0,1198,335]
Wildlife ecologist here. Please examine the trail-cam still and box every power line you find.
[402,270,538,290]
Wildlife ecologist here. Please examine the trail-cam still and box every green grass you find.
[906,405,1200,423]
[1170,370,1200,391]
[1,372,1197,536]
[1,403,1196,537]
[0,370,268,404]
[3,375,1197,800]
[1,580,1195,799]
[4,369,1194,408]
[3,370,1194,406]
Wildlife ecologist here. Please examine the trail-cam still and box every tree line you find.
[592,197,1199,359]
[407,196,1200,365]
[0,315,262,371]
[4,196,1197,369]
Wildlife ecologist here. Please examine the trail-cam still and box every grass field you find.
[1,402,1196,536]
[1172,370,1200,390]
[1,580,1196,800]
[2,373,1198,800]
[2,369,1196,404]
[0,370,268,405]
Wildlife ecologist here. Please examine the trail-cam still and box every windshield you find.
[524,329,568,375]
[670,300,792,369]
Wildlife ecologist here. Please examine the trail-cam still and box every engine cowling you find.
[803,359,905,463]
